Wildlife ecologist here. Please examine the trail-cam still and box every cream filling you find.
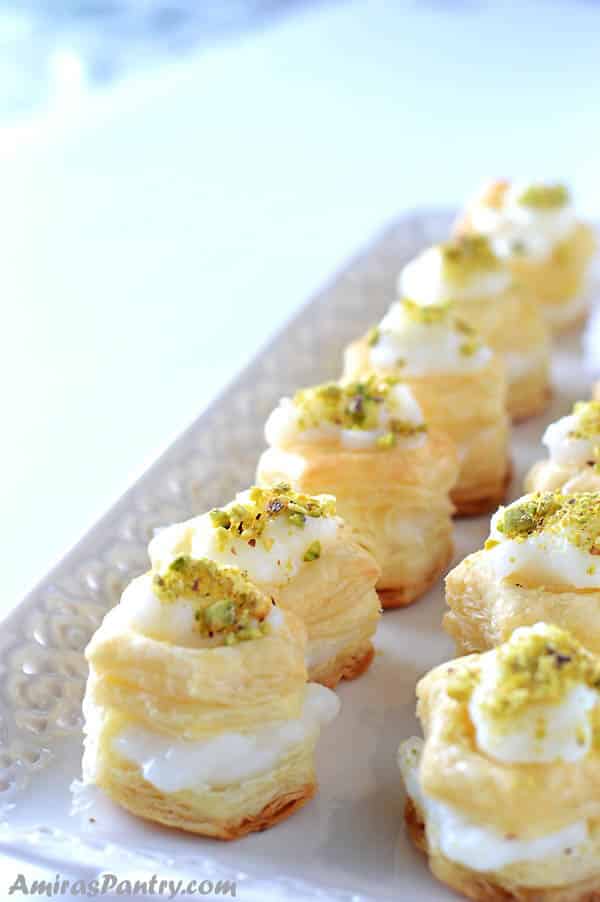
[149,495,340,587]
[264,384,426,450]
[469,646,598,764]
[487,506,600,588]
[398,246,511,305]
[543,414,597,469]
[114,683,340,793]
[369,301,492,376]
[470,186,576,262]
[398,736,588,872]
[118,572,285,646]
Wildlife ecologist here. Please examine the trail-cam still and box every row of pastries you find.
[81,180,600,897]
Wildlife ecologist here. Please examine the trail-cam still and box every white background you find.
[1,0,599,613]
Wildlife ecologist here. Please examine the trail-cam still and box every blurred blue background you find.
[0,1,320,118]
[1,0,599,614]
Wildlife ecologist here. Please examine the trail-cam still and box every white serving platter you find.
[0,210,596,901]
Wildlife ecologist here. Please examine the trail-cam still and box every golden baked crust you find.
[508,373,552,423]
[257,430,458,609]
[444,549,600,659]
[452,460,513,518]
[456,184,596,335]
[259,523,381,678]
[86,601,309,738]
[404,798,600,902]
[378,539,453,608]
[402,630,600,900]
[446,287,551,421]
[503,224,596,332]
[89,714,318,840]
[416,656,600,835]
[343,340,509,516]
[311,640,374,688]
[525,460,600,495]
[83,600,326,839]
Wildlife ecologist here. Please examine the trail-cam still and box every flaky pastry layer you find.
[84,695,318,840]
[444,549,600,660]
[257,432,457,608]
[405,796,600,901]
[343,342,509,514]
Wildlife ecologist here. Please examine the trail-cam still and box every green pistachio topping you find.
[293,374,424,440]
[459,337,481,357]
[449,626,600,723]
[152,557,273,645]
[570,401,600,441]
[569,402,600,472]
[517,183,570,210]
[209,483,336,550]
[303,540,322,562]
[401,297,452,325]
[368,298,484,357]
[493,492,600,554]
[366,326,380,347]
[439,234,501,283]
[398,299,483,353]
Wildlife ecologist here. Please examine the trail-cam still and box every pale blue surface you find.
[1,0,599,612]
[1,0,600,886]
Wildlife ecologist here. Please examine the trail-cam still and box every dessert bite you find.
[257,374,458,608]
[399,623,600,899]
[343,300,509,516]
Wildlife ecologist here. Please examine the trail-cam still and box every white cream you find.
[398,245,511,305]
[264,383,426,451]
[470,647,598,764]
[369,301,492,376]
[470,183,576,262]
[114,683,340,792]
[150,492,340,588]
[487,503,600,588]
[398,736,588,872]
[543,414,597,469]
[118,572,285,646]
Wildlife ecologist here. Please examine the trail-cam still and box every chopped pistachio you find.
[207,484,335,545]
[570,401,600,442]
[152,557,273,646]
[439,234,501,283]
[447,625,600,726]
[376,432,396,450]
[366,326,380,347]
[494,492,600,553]
[518,183,569,209]
[303,540,322,562]
[460,337,481,357]
[477,626,600,723]
[209,509,231,529]
[389,418,427,437]
[204,599,236,631]
[401,298,451,325]
[293,374,401,433]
